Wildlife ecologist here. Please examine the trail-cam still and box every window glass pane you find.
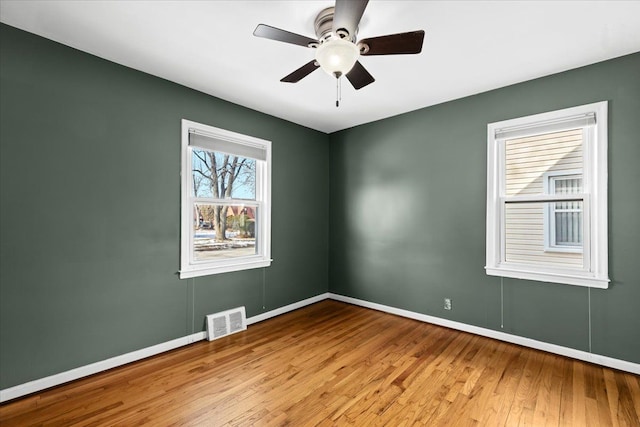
[504,129,583,197]
[191,149,256,200]
[193,203,257,261]
[555,210,582,246]
[505,202,583,268]
[554,177,582,194]
[552,176,583,247]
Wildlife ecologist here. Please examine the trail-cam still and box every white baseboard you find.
[247,293,330,325]
[2,291,637,403]
[328,293,640,375]
[0,331,207,403]
[0,292,329,403]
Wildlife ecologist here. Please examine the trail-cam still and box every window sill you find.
[180,258,272,279]
[485,266,609,289]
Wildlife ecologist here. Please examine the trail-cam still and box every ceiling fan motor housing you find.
[314,7,357,43]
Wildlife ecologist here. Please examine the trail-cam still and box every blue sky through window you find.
[192,149,256,200]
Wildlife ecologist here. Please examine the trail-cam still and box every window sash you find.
[191,148,258,201]
[498,124,589,269]
[500,194,584,203]
[499,196,590,272]
[190,202,262,266]
[187,147,265,264]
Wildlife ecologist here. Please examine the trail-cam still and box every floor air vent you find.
[206,307,247,341]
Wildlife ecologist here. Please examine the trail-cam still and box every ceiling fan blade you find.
[359,30,425,55]
[332,0,369,39]
[345,61,375,90]
[253,24,317,48]
[281,60,320,83]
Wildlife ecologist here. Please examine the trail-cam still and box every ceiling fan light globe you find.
[315,38,359,76]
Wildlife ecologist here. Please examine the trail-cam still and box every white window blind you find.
[189,131,268,161]
[495,113,596,141]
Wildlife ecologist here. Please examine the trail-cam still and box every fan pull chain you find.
[335,76,343,107]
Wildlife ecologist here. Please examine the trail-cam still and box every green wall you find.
[1,22,638,392]
[0,24,329,389]
[329,52,640,365]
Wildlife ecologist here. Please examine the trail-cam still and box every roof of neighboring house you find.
[226,205,255,220]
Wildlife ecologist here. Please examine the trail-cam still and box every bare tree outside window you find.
[192,149,256,242]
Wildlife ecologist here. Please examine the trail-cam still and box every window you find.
[544,171,582,252]
[180,120,271,278]
[486,102,609,288]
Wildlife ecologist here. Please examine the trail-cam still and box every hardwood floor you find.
[1,300,639,426]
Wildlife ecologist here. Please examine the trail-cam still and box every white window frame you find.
[485,102,609,288]
[543,170,583,253]
[180,119,272,278]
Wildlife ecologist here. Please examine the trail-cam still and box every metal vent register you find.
[205,307,247,341]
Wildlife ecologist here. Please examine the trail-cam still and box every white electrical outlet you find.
[444,298,452,310]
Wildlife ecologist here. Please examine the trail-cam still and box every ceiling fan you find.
[253,0,424,102]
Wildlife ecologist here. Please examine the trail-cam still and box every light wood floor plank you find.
[1,300,638,426]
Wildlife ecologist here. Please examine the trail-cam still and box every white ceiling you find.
[2,1,639,133]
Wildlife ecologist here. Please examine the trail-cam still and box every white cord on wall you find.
[262,268,266,310]
[588,287,592,353]
[500,277,504,329]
